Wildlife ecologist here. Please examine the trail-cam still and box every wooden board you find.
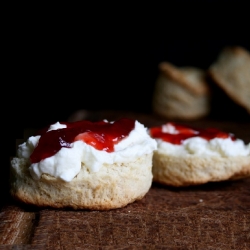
[1,110,250,249]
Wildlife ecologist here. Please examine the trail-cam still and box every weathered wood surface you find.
[1,111,250,249]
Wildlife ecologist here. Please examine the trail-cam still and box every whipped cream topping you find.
[153,123,250,157]
[156,137,250,157]
[12,121,157,182]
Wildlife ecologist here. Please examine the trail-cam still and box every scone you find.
[208,46,250,115]
[10,118,157,210]
[152,62,210,120]
[149,122,250,187]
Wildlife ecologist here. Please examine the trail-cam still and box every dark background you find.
[7,2,250,132]
[12,38,250,131]
[3,1,250,201]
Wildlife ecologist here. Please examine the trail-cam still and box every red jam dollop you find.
[30,118,135,163]
[149,122,236,145]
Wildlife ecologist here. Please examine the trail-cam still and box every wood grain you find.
[1,111,250,249]
[0,205,37,245]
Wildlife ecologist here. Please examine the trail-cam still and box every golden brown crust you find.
[208,46,250,114]
[152,70,210,120]
[158,62,210,96]
[152,152,250,187]
[10,154,153,210]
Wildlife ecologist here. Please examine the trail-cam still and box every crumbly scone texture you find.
[152,69,210,120]
[158,62,210,95]
[10,153,153,210]
[152,152,250,187]
[208,46,250,114]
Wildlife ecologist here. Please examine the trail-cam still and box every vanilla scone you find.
[149,122,250,187]
[152,62,210,120]
[10,119,157,210]
[208,46,250,114]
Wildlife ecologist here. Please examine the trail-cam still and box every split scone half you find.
[208,46,250,114]
[149,122,250,187]
[10,119,157,210]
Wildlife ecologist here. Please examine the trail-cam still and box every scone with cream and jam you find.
[149,122,250,187]
[10,118,157,210]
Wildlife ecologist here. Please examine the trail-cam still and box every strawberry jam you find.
[30,118,135,163]
[149,122,236,145]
